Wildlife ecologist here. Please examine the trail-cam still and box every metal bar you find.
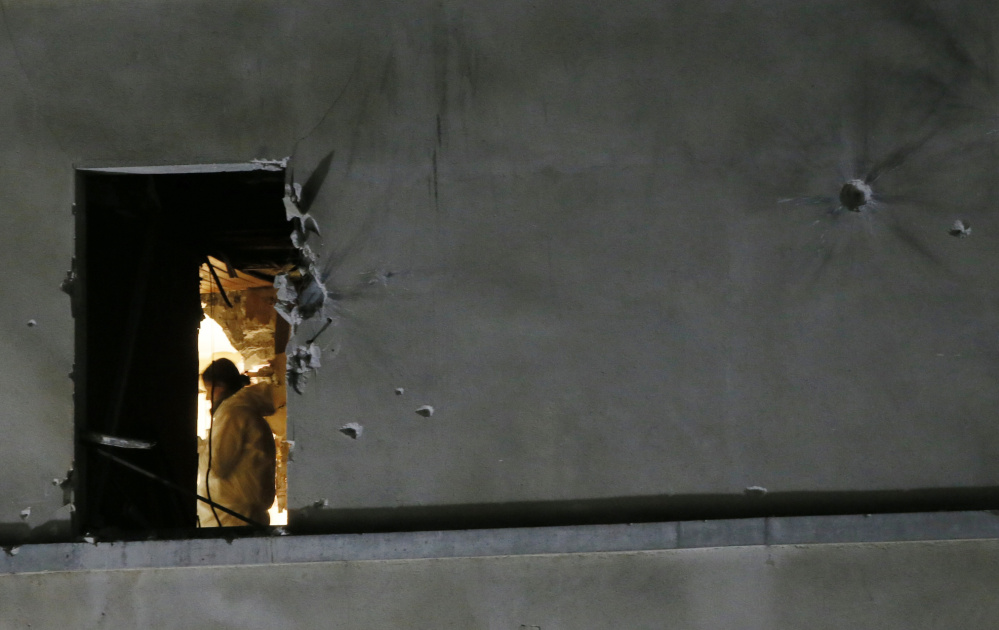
[307,317,335,345]
[220,253,238,279]
[85,432,155,449]
[205,256,233,308]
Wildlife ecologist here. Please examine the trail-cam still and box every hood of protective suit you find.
[219,383,276,417]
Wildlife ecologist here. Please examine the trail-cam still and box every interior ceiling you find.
[199,256,280,295]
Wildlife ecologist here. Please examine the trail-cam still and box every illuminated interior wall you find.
[200,287,289,526]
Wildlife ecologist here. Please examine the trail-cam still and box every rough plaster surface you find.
[283,0,999,508]
[2,539,999,629]
[0,0,997,533]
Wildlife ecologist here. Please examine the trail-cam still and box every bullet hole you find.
[949,219,972,237]
[19,507,30,520]
[312,498,329,509]
[744,486,768,496]
[838,179,873,212]
[395,387,405,396]
[26,319,36,328]
[339,422,363,439]
[415,405,434,418]
[3,546,20,556]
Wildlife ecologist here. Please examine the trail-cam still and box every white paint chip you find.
[250,157,289,171]
[312,499,329,509]
[415,405,435,418]
[744,486,768,496]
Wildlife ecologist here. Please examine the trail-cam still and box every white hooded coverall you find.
[197,383,276,527]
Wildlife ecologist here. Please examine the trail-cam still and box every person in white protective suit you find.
[197,358,276,527]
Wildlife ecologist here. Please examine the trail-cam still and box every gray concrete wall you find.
[0,0,997,534]
[3,538,999,629]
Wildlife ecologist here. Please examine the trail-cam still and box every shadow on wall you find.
[0,521,73,547]
[6,485,999,545]
[288,486,999,535]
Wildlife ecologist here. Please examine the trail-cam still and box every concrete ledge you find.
[3,510,999,575]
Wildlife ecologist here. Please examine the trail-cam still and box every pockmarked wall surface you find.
[3,539,999,629]
[0,0,996,535]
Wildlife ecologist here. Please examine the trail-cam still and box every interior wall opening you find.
[199,259,290,527]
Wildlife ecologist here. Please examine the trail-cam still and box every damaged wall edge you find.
[276,169,334,394]
[76,160,288,175]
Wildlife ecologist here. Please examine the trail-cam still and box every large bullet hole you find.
[839,179,873,212]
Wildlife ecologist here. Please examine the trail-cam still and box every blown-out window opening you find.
[74,164,294,538]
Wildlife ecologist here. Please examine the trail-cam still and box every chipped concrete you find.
[286,342,322,394]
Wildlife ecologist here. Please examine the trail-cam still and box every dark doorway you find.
[74,165,293,537]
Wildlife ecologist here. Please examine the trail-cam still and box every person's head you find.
[202,358,249,410]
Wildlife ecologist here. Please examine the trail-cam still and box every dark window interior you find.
[74,167,292,538]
